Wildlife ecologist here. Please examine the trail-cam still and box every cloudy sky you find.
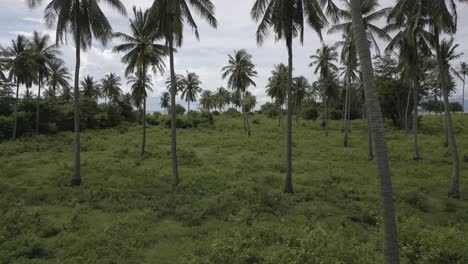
[1,0,468,111]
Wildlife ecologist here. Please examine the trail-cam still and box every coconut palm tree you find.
[160,91,170,114]
[252,0,339,193]
[128,71,153,158]
[266,64,288,128]
[200,90,214,112]
[179,71,202,112]
[46,60,71,98]
[80,75,100,100]
[101,73,123,104]
[27,0,127,186]
[29,31,60,135]
[310,44,339,136]
[150,0,217,189]
[221,49,257,137]
[349,0,400,262]
[387,0,432,160]
[216,87,231,111]
[457,62,468,120]
[1,35,36,140]
[292,76,311,126]
[243,91,257,115]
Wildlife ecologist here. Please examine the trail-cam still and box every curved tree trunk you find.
[350,0,400,263]
[412,68,420,160]
[12,79,19,140]
[71,38,82,186]
[35,77,42,135]
[169,39,179,189]
[284,38,293,194]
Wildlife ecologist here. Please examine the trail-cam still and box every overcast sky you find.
[1,0,468,111]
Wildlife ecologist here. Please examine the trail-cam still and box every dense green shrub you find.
[146,112,161,126]
[261,102,280,118]
[169,104,186,115]
[301,106,319,120]
[223,108,242,118]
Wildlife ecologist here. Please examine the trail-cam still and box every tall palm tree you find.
[252,0,339,193]
[292,76,311,126]
[150,0,217,189]
[387,0,432,160]
[216,87,231,111]
[128,71,153,158]
[310,44,339,136]
[457,62,468,121]
[46,60,71,98]
[101,73,123,104]
[113,6,167,159]
[30,31,60,135]
[221,49,257,136]
[80,75,100,100]
[160,91,170,114]
[349,0,400,262]
[199,90,214,112]
[266,64,288,128]
[27,0,127,186]
[179,71,202,112]
[1,35,36,140]
[423,0,466,197]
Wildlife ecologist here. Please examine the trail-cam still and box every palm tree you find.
[27,0,127,186]
[179,71,202,112]
[457,62,468,121]
[150,0,217,189]
[266,64,288,128]
[349,0,400,262]
[387,0,432,160]
[80,75,100,100]
[216,87,231,111]
[1,35,36,140]
[200,90,214,112]
[292,76,311,126]
[252,0,339,193]
[128,71,153,158]
[221,49,257,136]
[113,6,167,159]
[101,73,123,104]
[30,31,60,135]
[423,0,466,197]
[46,60,71,98]
[243,91,257,115]
[310,44,339,136]
[160,91,170,114]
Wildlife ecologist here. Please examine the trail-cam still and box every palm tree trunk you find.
[404,87,411,134]
[35,77,41,135]
[462,76,465,123]
[12,79,19,140]
[344,76,350,147]
[71,37,82,186]
[434,31,460,198]
[169,39,179,189]
[412,68,420,160]
[350,0,400,262]
[367,112,373,161]
[188,100,190,113]
[284,38,293,194]
[325,100,329,137]
[141,96,146,159]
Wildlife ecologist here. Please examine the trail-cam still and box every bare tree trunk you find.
[71,37,82,186]
[412,69,420,160]
[169,39,179,189]
[12,80,20,140]
[187,100,190,113]
[367,114,373,161]
[344,76,351,147]
[141,72,147,160]
[284,39,293,194]
[325,100,329,137]
[462,76,465,124]
[404,87,411,135]
[242,91,251,137]
[35,77,42,135]
[351,1,400,262]
[444,108,449,147]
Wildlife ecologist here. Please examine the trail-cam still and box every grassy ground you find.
[1,115,467,264]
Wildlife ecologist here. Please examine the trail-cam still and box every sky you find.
[1,0,468,112]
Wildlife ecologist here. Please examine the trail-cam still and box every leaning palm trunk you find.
[412,69,420,160]
[284,39,293,194]
[350,0,400,263]
[12,80,20,140]
[71,34,82,186]
[169,39,180,189]
[35,77,42,135]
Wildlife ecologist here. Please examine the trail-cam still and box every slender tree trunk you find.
[141,65,147,160]
[169,39,179,189]
[367,112,373,161]
[12,79,19,140]
[325,100,329,137]
[344,76,350,147]
[241,95,247,133]
[462,76,465,123]
[404,87,411,135]
[284,39,293,194]
[71,37,82,186]
[350,1,400,262]
[434,31,460,198]
[188,100,190,113]
[412,68,420,160]
[35,77,42,135]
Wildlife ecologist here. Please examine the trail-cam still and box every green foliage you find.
[222,108,242,118]
[260,102,280,118]
[168,104,186,115]
[301,105,319,121]
[146,112,161,126]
